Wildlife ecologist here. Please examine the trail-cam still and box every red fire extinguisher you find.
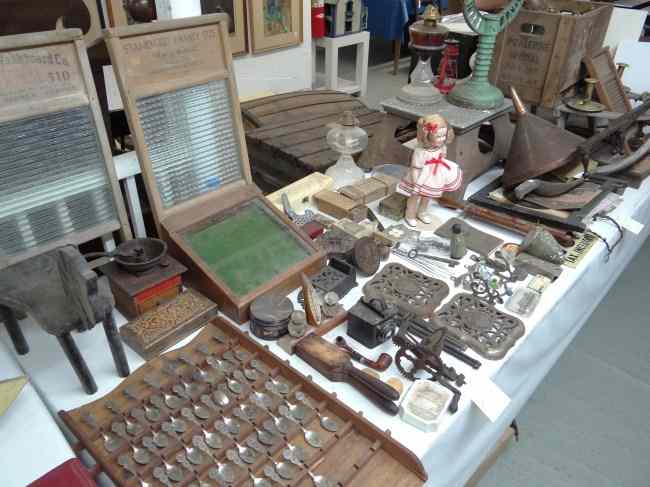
[312,0,325,38]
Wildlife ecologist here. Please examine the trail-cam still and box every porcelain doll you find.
[399,114,463,227]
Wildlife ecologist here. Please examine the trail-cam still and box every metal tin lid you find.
[250,294,294,324]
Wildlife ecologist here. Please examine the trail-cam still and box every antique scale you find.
[447,0,523,110]
[105,15,324,322]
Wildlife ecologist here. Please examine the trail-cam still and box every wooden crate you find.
[490,0,612,108]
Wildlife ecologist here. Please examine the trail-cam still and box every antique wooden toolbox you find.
[104,15,324,323]
[0,28,131,270]
[60,319,427,486]
[242,91,412,192]
[489,0,612,108]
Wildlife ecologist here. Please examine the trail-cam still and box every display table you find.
[0,340,75,487]
[2,169,649,487]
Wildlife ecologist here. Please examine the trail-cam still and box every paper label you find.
[620,217,644,235]
[528,275,551,293]
[466,375,511,422]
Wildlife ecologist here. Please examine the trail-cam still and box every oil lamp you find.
[325,111,368,188]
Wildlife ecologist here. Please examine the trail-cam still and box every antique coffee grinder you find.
[447,0,523,109]
[397,5,448,106]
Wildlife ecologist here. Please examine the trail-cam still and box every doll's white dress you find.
[399,147,463,198]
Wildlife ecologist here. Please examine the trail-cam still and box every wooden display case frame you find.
[104,15,324,323]
[0,28,132,270]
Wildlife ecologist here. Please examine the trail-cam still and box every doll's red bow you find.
[425,153,450,174]
[424,122,438,133]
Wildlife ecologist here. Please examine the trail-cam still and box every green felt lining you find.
[184,200,311,297]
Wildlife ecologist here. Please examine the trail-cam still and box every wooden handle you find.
[345,365,400,415]
[437,197,575,248]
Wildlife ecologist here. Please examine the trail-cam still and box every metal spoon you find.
[125,417,144,436]
[269,458,295,480]
[111,421,129,440]
[102,431,122,453]
[265,378,290,396]
[212,386,232,407]
[214,416,241,437]
[244,368,259,381]
[256,427,276,446]
[233,403,258,423]
[308,470,334,487]
[263,465,282,483]
[226,448,246,468]
[131,444,150,465]
[151,430,169,449]
[184,445,204,466]
[250,359,268,373]
[152,467,174,487]
[160,459,183,482]
[263,411,292,434]
[222,350,239,364]
[301,426,324,449]
[281,400,307,421]
[208,462,235,484]
[246,435,267,453]
[201,428,223,450]
[206,356,234,374]
[145,377,185,409]
[249,472,272,487]
[143,403,161,422]
[295,392,338,432]
[250,391,273,409]
[167,415,187,433]
[233,442,257,464]
[282,444,306,465]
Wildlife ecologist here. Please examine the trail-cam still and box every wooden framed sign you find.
[248,0,303,53]
[0,29,132,270]
[104,15,324,322]
[201,0,247,55]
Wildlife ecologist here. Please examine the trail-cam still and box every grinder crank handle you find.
[345,365,400,415]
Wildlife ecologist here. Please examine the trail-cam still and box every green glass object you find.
[184,200,311,298]
[447,0,523,110]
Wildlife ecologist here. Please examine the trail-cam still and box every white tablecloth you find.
[0,339,75,487]
[2,169,649,487]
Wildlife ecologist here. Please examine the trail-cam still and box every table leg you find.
[356,36,369,98]
[102,311,130,378]
[57,332,98,395]
[0,305,29,355]
[393,39,401,75]
[124,175,147,238]
[325,43,339,91]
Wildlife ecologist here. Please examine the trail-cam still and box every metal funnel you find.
[502,87,584,190]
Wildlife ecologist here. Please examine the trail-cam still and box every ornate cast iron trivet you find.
[363,263,449,317]
[309,258,357,298]
[435,293,525,360]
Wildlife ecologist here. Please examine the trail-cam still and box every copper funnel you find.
[502,87,584,190]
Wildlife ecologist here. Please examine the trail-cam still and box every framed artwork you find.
[201,0,247,55]
[248,0,302,53]
[106,0,157,27]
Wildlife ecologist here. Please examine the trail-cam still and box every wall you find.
[160,0,313,99]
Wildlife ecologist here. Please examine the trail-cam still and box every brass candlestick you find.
[567,78,605,113]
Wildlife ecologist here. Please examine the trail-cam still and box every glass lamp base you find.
[325,154,364,189]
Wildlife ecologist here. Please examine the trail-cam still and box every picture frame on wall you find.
[107,0,157,27]
[201,0,247,55]
[248,0,302,53]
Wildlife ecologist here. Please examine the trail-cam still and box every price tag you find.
[620,217,644,235]
[465,375,511,422]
